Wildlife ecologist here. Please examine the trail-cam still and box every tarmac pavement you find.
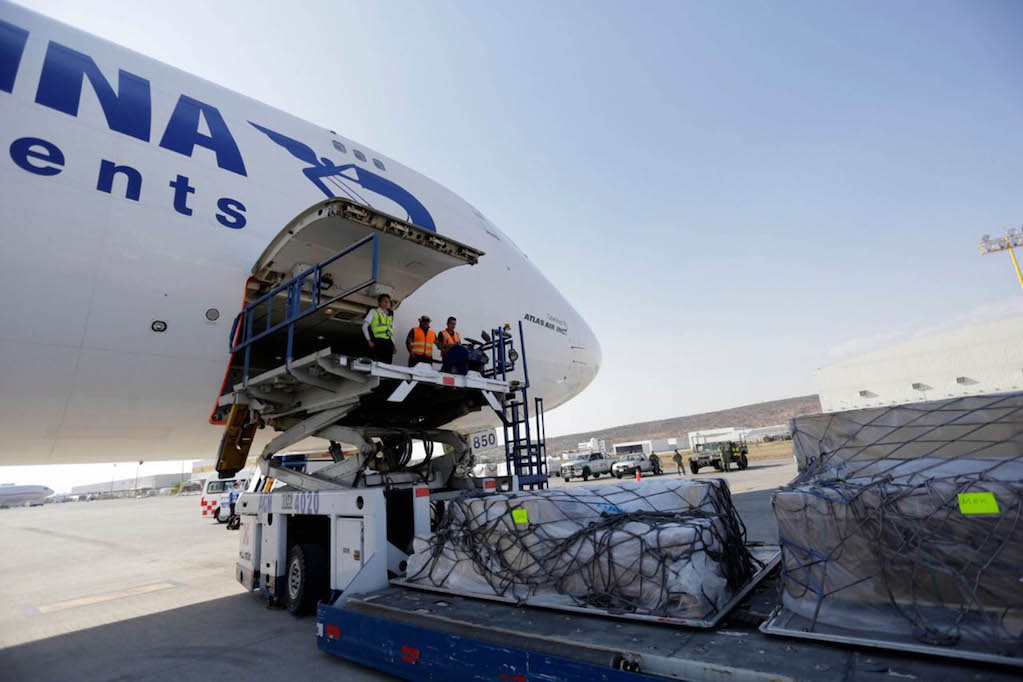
[0,460,794,681]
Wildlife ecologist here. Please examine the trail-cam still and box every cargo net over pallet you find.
[776,392,1023,658]
[403,479,762,622]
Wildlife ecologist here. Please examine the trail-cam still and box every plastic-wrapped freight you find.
[404,479,759,619]
[777,392,1023,653]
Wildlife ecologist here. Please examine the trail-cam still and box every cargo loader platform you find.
[316,577,1019,681]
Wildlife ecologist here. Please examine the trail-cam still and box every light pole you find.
[978,229,1023,292]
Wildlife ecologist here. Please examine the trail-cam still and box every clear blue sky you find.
[6,0,1023,489]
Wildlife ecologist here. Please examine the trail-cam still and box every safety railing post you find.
[517,321,530,389]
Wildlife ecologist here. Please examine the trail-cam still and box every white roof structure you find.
[816,316,1023,413]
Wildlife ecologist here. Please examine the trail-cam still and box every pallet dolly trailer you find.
[218,201,1017,681]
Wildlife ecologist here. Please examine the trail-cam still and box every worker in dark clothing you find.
[406,315,436,367]
[436,316,461,372]
[649,452,662,475]
[362,294,395,363]
[672,449,686,476]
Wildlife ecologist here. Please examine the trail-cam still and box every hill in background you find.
[544,394,822,455]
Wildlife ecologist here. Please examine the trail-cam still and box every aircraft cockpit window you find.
[373,158,386,170]
[332,140,347,154]
[354,150,367,162]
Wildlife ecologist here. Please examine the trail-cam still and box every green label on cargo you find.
[957,492,999,515]
[512,508,529,524]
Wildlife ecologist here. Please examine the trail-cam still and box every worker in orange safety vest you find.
[406,315,436,367]
[436,316,461,372]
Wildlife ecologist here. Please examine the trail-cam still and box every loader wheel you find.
[285,544,328,616]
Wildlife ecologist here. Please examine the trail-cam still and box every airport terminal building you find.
[815,316,1023,412]
[71,473,186,496]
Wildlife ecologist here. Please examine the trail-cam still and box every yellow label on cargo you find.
[958,492,999,515]
[512,508,529,524]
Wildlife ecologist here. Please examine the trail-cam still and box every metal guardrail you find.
[228,234,379,384]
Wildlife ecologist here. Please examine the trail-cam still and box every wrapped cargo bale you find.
[777,392,1023,653]
[406,479,760,619]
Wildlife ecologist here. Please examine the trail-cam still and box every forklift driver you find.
[363,294,395,363]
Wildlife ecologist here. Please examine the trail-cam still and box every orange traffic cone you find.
[635,467,642,483]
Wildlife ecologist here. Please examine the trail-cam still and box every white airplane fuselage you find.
[0,484,53,506]
[0,2,600,465]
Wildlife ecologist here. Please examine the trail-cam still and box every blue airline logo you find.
[249,123,435,231]
[0,17,433,232]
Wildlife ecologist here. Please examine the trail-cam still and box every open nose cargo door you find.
[211,198,484,475]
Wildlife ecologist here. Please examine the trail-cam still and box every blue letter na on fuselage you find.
[1,18,246,176]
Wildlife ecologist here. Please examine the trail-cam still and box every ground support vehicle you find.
[561,451,614,481]
[313,568,1015,681]
[611,454,662,478]
[201,472,251,523]
[223,204,1017,680]
[689,439,749,474]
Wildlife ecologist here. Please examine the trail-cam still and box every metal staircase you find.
[491,322,548,490]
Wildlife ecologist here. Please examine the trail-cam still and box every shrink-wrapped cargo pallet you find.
[777,393,1023,655]
[405,479,760,619]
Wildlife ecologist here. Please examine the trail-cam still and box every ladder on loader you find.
[487,321,548,490]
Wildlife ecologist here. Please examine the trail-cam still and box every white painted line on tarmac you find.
[36,581,178,614]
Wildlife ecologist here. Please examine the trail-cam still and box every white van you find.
[200,473,249,523]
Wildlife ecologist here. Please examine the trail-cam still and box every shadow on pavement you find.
[2,592,388,682]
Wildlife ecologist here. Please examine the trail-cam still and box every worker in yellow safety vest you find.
[362,293,395,363]
[436,316,461,372]
[406,315,436,366]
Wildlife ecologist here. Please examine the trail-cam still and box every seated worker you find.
[362,293,395,363]
[436,316,461,372]
[406,315,436,367]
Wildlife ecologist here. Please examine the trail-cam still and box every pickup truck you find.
[611,455,662,478]
[561,452,613,481]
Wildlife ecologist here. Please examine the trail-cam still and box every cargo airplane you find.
[0,2,600,466]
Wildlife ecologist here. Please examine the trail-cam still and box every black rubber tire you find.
[593,473,600,479]
[739,455,749,470]
[691,463,699,474]
[285,544,328,616]
[563,476,570,483]
[615,471,622,479]
[214,507,228,524]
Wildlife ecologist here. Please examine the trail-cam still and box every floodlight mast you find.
[978,228,1023,292]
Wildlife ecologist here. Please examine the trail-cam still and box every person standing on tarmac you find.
[227,481,241,519]
[673,449,686,476]
[436,316,461,372]
[363,294,395,363]
[406,315,436,367]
